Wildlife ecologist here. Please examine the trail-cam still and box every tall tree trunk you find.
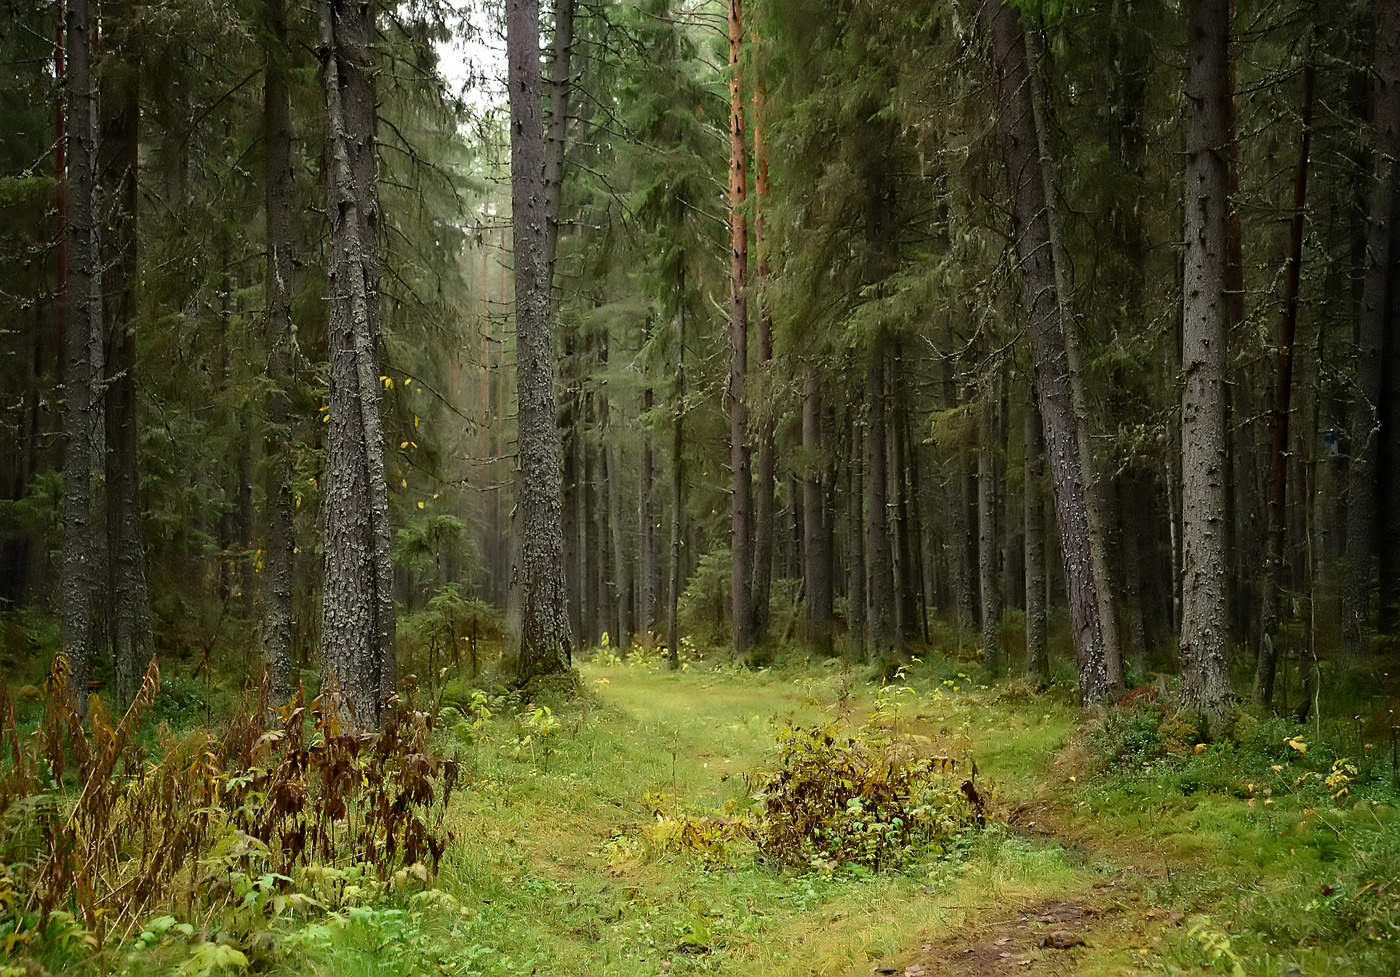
[864,353,895,660]
[99,0,150,706]
[638,332,657,647]
[319,0,396,722]
[845,409,866,655]
[1179,0,1234,733]
[580,417,596,644]
[507,0,573,680]
[802,369,832,654]
[606,438,631,652]
[1256,46,1314,706]
[61,0,102,709]
[1024,397,1048,684]
[1345,0,1400,653]
[726,0,753,657]
[887,347,916,644]
[941,358,973,632]
[751,77,774,645]
[904,403,930,643]
[983,0,1117,703]
[978,386,1001,674]
[1119,476,1149,676]
[667,283,686,665]
[561,332,580,639]
[542,0,575,281]
[262,0,297,702]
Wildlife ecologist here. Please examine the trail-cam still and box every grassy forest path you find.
[423,658,1214,977]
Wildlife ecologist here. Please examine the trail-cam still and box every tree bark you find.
[1344,0,1400,653]
[98,0,150,706]
[638,326,657,647]
[864,354,895,661]
[802,369,832,654]
[727,0,753,657]
[667,279,686,665]
[1179,0,1234,733]
[978,386,1001,674]
[845,409,865,655]
[542,0,575,282]
[263,0,297,703]
[606,437,631,651]
[61,0,102,709]
[1024,397,1048,684]
[507,0,573,680]
[983,0,1117,703]
[1256,46,1314,706]
[319,0,396,722]
[751,77,775,645]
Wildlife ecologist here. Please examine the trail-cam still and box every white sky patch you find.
[433,0,508,117]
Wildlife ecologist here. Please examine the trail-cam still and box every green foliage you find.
[678,547,732,649]
[753,722,983,871]
[0,657,460,971]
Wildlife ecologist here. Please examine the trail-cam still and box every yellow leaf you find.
[401,441,409,449]
[417,501,425,510]
[400,479,408,489]
[414,415,420,429]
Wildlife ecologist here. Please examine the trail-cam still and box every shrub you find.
[752,722,983,871]
[0,656,460,958]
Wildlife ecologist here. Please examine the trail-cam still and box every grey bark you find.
[1179,0,1234,733]
[319,0,396,723]
[667,284,686,665]
[978,387,1001,674]
[542,0,575,281]
[751,81,774,645]
[1025,26,1122,691]
[61,0,102,709]
[263,0,297,703]
[845,410,865,655]
[639,347,657,646]
[606,438,631,651]
[1024,397,1048,683]
[864,355,895,661]
[507,0,573,680]
[983,0,1118,703]
[802,369,832,654]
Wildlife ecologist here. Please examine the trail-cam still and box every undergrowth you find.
[0,657,460,974]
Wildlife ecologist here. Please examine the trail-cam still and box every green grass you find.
[21,649,1400,976]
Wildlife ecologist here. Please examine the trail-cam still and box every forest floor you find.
[266,652,1396,977]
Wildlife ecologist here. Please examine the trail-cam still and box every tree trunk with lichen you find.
[507,0,573,682]
[1178,0,1234,734]
[319,0,396,723]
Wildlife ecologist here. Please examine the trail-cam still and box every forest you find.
[1,0,1399,973]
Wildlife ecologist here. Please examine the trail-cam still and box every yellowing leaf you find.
[1287,737,1307,755]
[417,501,425,510]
